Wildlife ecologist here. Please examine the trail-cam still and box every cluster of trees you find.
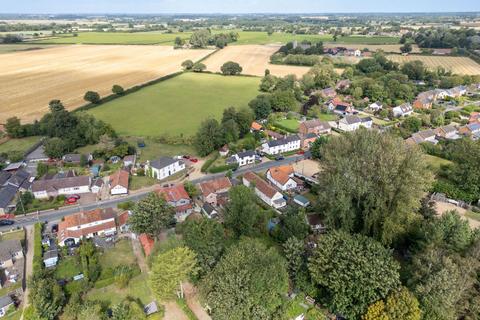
[401,28,480,50]
[189,29,239,48]
[193,107,254,156]
[181,59,207,72]
[220,61,242,75]
[271,53,321,66]
[5,100,116,158]
[0,34,23,43]
[278,41,324,55]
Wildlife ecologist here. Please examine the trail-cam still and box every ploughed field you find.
[204,44,311,77]
[387,55,480,75]
[0,45,213,122]
[87,72,260,137]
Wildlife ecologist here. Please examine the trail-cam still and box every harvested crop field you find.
[0,45,213,122]
[387,55,480,75]
[204,44,311,78]
[324,43,421,53]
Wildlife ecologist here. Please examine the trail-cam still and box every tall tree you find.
[182,218,225,275]
[28,271,66,320]
[194,118,224,156]
[130,192,175,238]
[149,247,198,300]
[309,231,401,319]
[224,185,260,237]
[362,287,421,320]
[201,238,288,320]
[317,131,433,245]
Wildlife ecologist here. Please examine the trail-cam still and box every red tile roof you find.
[268,165,294,185]
[139,234,155,256]
[243,172,278,199]
[251,121,263,131]
[198,177,232,197]
[117,211,130,227]
[110,170,129,189]
[157,184,190,202]
[58,208,117,243]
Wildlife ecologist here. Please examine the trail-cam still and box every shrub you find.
[221,61,243,75]
[192,62,206,72]
[201,153,219,173]
[112,85,124,95]
[33,223,43,272]
[208,163,238,173]
[84,91,101,104]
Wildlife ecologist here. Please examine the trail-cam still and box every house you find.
[262,135,301,155]
[62,154,82,164]
[250,121,263,132]
[406,129,438,145]
[302,133,318,149]
[0,295,14,317]
[117,210,131,233]
[435,125,460,140]
[294,195,311,207]
[432,48,452,55]
[4,169,31,191]
[337,116,372,132]
[58,208,117,246]
[327,98,355,116]
[2,162,24,173]
[123,155,136,167]
[198,177,232,206]
[91,178,104,194]
[139,234,155,256]
[413,96,433,110]
[202,203,219,219]
[335,79,351,91]
[317,87,337,99]
[459,123,480,136]
[265,130,284,140]
[392,103,413,117]
[32,174,91,199]
[157,184,193,222]
[299,119,331,136]
[146,157,186,181]
[109,169,129,195]
[369,102,383,111]
[43,249,59,268]
[0,240,23,269]
[243,172,286,209]
[266,165,297,191]
[219,145,229,157]
[0,186,18,215]
[226,150,256,167]
[445,85,467,98]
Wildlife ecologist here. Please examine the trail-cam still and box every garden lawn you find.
[425,155,453,172]
[317,113,338,121]
[55,256,82,279]
[99,239,136,268]
[0,229,24,242]
[0,136,42,155]
[87,73,260,137]
[275,119,300,132]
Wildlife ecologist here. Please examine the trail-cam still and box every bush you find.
[201,153,219,173]
[33,223,43,272]
[84,91,101,104]
[221,61,243,75]
[192,62,206,72]
[118,201,135,210]
[112,85,124,95]
[181,60,194,70]
[208,163,238,173]
[114,265,134,288]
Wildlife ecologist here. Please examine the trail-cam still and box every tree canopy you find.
[130,192,175,238]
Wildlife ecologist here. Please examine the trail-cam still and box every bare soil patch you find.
[203,44,311,78]
[0,45,213,122]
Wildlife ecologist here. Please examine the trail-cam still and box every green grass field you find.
[0,136,42,155]
[425,154,453,172]
[87,72,260,137]
[29,30,399,46]
[275,119,300,132]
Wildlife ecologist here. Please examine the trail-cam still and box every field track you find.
[0,45,213,122]
[387,55,480,75]
[203,44,311,78]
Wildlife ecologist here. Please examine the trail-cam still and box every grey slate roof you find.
[266,135,301,148]
[202,203,217,215]
[0,185,17,209]
[32,175,90,193]
[343,115,362,125]
[150,157,183,170]
[0,295,13,309]
[236,150,256,158]
[0,240,22,262]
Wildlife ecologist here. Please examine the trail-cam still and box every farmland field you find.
[387,55,480,75]
[29,30,399,46]
[324,43,421,53]
[87,72,260,137]
[204,44,311,77]
[0,45,213,122]
[0,44,59,54]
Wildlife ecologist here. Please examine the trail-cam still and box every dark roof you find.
[0,239,22,262]
[32,175,90,193]
[343,115,362,125]
[267,135,301,148]
[150,157,183,170]
[0,185,17,209]
[7,169,30,188]
[361,117,373,123]
[202,203,217,215]
[43,249,58,260]
[0,172,12,186]
[237,150,256,158]
[305,133,317,139]
[0,295,13,309]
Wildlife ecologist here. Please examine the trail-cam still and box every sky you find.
[2,0,480,14]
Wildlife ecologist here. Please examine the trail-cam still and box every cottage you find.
[327,98,355,116]
[337,116,372,132]
[226,150,256,167]
[262,135,301,155]
[0,186,18,215]
[32,174,91,199]
[250,121,263,132]
[445,85,467,98]
[146,157,185,181]
[317,87,337,99]
[0,240,23,269]
[265,130,284,140]
[123,155,136,167]
[392,103,413,117]
[266,165,297,191]
[243,172,286,209]
[43,249,59,268]
[58,208,117,246]
[435,125,460,140]
[109,169,129,195]
[157,184,193,222]
[299,119,331,136]
[0,295,14,317]
[198,177,232,206]
[407,129,438,145]
[302,133,318,149]
[413,96,433,110]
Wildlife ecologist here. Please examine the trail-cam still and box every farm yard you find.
[387,54,480,75]
[204,44,311,77]
[87,72,260,137]
[0,45,213,122]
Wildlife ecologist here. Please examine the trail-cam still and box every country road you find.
[0,154,307,231]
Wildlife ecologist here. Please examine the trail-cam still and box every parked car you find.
[65,197,78,205]
[69,194,81,200]
[51,224,59,233]
[0,220,15,226]
[297,150,305,155]
[190,158,199,163]
[275,155,285,161]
